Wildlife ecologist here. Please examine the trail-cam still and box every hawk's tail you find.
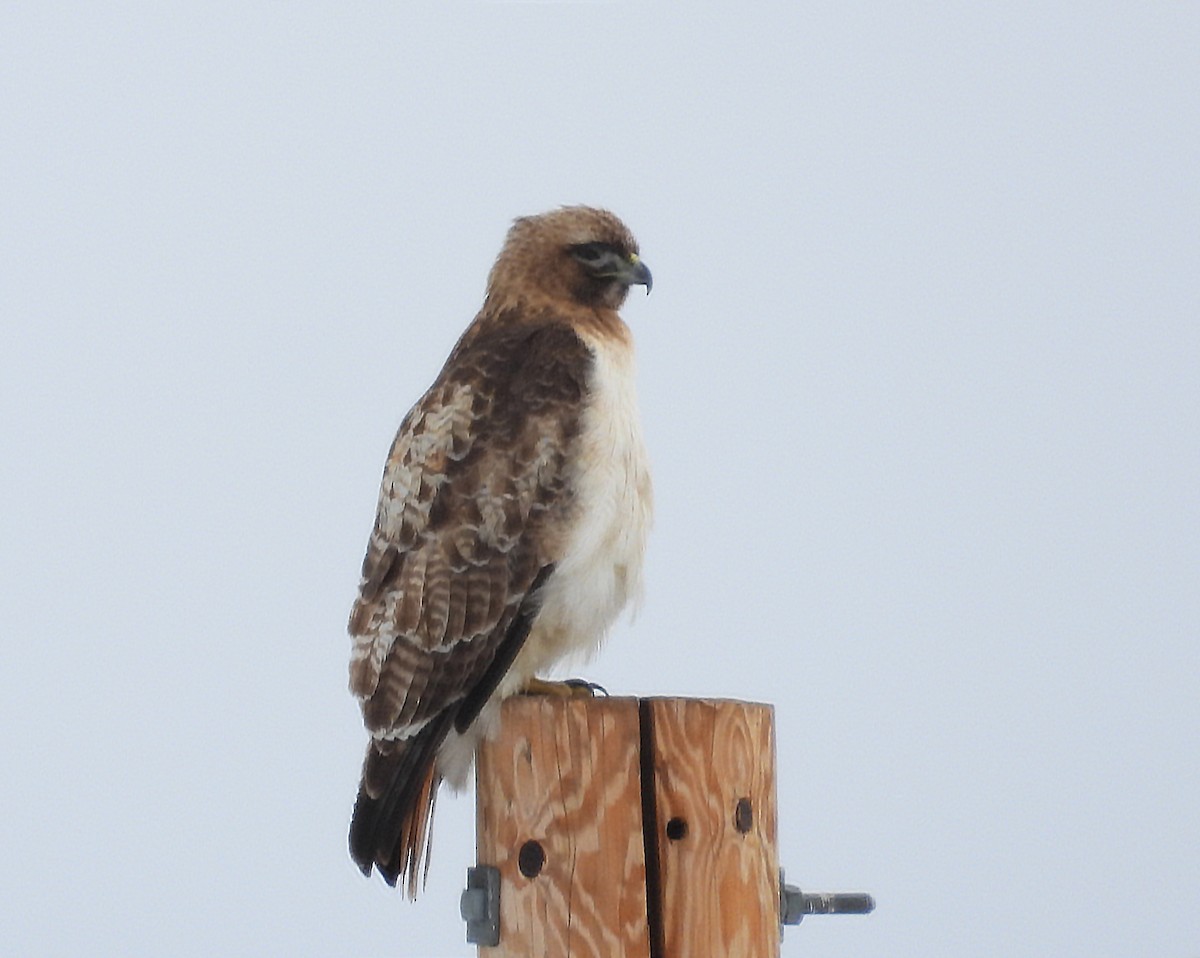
[349,712,454,896]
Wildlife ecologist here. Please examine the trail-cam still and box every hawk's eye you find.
[569,242,613,267]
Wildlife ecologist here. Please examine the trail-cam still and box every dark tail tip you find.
[348,716,451,896]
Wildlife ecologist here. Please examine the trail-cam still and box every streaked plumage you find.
[347,206,653,893]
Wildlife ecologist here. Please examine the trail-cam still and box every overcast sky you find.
[3,3,1197,956]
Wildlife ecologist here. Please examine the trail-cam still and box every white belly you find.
[437,329,652,787]
[501,329,653,690]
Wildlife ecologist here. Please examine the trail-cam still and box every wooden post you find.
[474,696,780,957]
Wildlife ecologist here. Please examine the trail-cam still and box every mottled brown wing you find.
[348,316,591,743]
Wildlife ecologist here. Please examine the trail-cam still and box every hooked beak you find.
[624,254,653,295]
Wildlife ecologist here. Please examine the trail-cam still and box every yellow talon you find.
[520,677,603,698]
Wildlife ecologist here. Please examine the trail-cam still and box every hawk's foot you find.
[520,677,608,699]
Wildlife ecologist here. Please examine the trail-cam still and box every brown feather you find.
[347,206,650,893]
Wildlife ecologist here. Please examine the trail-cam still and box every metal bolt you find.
[780,869,874,934]
[461,865,501,947]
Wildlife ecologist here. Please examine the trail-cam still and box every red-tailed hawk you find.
[347,206,654,893]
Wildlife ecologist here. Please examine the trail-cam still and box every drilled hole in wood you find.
[665,817,688,841]
[735,797,753,833]
[518,840,545,878]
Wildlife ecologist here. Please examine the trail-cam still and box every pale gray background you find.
[2,3,1197,956]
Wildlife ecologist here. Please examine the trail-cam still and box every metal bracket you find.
[461,865,501,947]
[780,869,874,937]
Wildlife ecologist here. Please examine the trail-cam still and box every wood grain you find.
[474,696,779,957]
[475,695,652,958]
[647,698,780,958]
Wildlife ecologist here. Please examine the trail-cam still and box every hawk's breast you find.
[498,325,652,691]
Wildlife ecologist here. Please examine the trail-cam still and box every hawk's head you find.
[487,206,652,311]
